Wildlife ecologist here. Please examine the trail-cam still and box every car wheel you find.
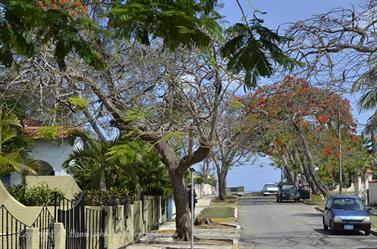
[329,221,336,235]
[323,218,328,231]
[365,230,370,236]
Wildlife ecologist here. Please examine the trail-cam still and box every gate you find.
[31,207,55,249]
[56,193,106,249]
[0,205,54,249]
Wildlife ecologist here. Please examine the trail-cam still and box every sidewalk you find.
[157,195,214,232]
[124,195,240,249]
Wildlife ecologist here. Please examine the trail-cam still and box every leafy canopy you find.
[0,0,102,69]
[1,0,297,86]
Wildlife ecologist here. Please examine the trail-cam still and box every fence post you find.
[54,223,66,249]
[103,206,112,249]
[25,228,39,249]
[128,204,135,244]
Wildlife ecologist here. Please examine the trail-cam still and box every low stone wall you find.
[0,179,166,249]
[0,181,47,226]
[195,183,217,199]
[369,181,377,205]
[25,175,81,200]
[103,197,164,248]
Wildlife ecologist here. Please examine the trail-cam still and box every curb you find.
[214,223,240,229]
[234,207,238,218]
[232,239,239,249]
[314,206,324,213]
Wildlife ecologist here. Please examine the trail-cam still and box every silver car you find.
[263,183,279,196]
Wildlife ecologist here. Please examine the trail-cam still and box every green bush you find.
[82,188,129,206]
[8,183,65,206]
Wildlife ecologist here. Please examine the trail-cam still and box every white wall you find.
[369,181,377,205]
[30,140,73,176]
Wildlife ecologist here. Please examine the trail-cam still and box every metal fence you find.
[0,204,54,249]
[31,207,55,249]
[56,193,106,249]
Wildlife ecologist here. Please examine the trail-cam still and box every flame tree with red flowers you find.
[245,76,369,197]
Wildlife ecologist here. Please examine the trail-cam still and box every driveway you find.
[239,196,377,249]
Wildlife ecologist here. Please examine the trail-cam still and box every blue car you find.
[323,195,371,235]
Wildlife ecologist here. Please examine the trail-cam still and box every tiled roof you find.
[22,120,82,139]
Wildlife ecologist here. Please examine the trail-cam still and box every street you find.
[239,196,377,249]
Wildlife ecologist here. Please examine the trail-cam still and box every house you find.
[1,120,82,187]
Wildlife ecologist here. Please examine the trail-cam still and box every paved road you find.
[239,196,377,249]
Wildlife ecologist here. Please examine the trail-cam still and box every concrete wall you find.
[368,181,377,205]
[25,175,81,200]
[0,181,48,226]
[356,171,374,203]
[103,197,163,248]
[195,183,217,199]
[1,178,165,249]
[29,140,73,176]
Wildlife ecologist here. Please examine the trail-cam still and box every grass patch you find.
[303,194,325,206]
[211,198,237,207]
[211,196,238,207]
[198,206,235,219]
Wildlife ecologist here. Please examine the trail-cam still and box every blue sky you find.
[220,0,365,192]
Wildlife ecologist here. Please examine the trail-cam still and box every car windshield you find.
[265,184,277,188]
[332,198,365,210]
[281,185,295,190]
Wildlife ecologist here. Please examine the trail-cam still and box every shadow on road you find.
[313,228,365,236]
[292,212,322,217]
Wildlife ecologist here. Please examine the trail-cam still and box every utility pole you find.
[338,99,343,195]
[190,168,196,249]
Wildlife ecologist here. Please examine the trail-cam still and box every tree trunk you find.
[372,129,377,154]
[170,169,192,240]
[293,150,318,194]
[218,169,227,200]
[99,169,107,192]
[293,123,329,197]
[281,154,295,184]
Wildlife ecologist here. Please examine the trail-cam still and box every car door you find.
[323,198,332,226]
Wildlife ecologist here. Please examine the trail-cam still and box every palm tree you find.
[353,70,377,153]
[0,106,36,176]
[63,133,172,198]
[63,133,117,191]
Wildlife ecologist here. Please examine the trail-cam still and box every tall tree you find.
[285,1,377,149]
[246,77,359,196]
[0,1,297,239]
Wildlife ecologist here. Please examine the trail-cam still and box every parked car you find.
[323,195,371,235]
[262,183,279,196]
[276,183,300,202]
[297,185,311,200]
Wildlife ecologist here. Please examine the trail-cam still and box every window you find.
[332,198,365,210]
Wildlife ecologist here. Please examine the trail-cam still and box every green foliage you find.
[36,126,59,139]
[161,131,184,147]
[81,187,129,206]
[8,183,65,206]
[0,1,102,69]
[64,134,172,199]
[110,0,221,50]
[229,98,245,109]
[220,16,300,87]
[67,97,89,109]
[0,105,36,176]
